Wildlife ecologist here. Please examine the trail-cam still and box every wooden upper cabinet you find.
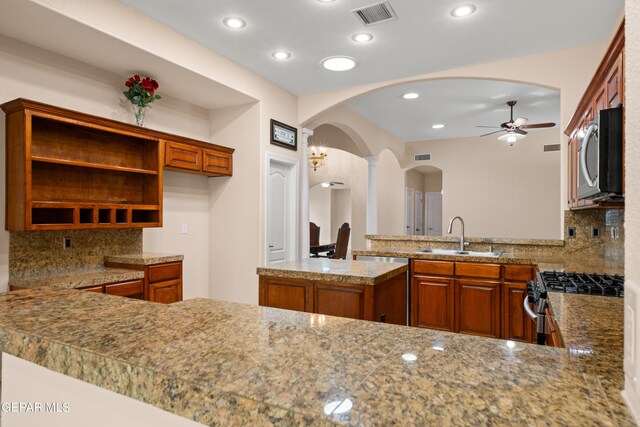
[163,139,233,177]
[564,20,624,210]
[165,141,201,171]
[606,51,623,108]
[2,99,162,231]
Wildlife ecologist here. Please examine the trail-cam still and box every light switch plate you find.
[181,223,188,234]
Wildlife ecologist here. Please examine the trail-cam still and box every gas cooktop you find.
[540,271,624,297]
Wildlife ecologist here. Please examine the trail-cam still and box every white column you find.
[365,156,378,235]
[300,128,313,259]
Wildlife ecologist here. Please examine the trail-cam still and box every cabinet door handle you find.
[268,245,274,248]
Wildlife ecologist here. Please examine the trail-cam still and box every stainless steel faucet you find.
[447,216,465,252]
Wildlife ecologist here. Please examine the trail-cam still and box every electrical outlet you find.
[591,227,600,238]
[567,227,576,239]
[63,237,72,250]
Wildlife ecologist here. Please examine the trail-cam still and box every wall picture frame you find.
[270,119,297,151]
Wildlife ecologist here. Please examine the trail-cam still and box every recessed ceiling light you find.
[352,33,373,43]
[451,4,476,17]
[432,124,445,129]
[317,0,336,2]
[321,56,357,71]
[402,92,420,100]
[272,50,291,60]
[223,17,246,29]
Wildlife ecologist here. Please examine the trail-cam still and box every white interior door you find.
[405,187,414,235]
[268,162,290,264]
[415,190,424,235]
[426,192,443,236]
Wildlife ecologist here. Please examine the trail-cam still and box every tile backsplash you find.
[564,209,624,259]
[10,229,142,279]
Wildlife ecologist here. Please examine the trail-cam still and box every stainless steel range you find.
[540,271,624,297]
[525,270,624,345]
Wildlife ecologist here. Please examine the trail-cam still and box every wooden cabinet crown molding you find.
[1,98,234,154]
[564,20,624,136]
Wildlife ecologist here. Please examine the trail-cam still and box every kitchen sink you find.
[416,248,502,257]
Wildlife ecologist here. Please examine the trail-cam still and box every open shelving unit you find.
[3,99,163,230]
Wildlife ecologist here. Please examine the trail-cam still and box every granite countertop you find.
[547,292,634,426]
[8,267,144,290]
[365,235,565,246]
[0,288,631,426]
[352,249,624,275]
[256,258,408,285]
[104,252,184,265]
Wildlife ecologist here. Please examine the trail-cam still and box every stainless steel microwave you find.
[577,106,623,201]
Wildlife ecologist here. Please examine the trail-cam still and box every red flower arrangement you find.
[123,75,161,108]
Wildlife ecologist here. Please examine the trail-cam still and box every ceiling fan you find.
[477,100,556,139]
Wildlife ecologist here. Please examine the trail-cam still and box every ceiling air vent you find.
[543,144,561,152]
[414,153,431,162]
[353,1,397,26]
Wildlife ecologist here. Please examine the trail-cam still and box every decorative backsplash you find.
[9,229,142,279]
[563,209,624,258]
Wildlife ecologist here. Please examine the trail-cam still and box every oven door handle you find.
[523,296,537,321]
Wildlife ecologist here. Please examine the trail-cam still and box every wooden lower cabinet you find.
[260,277,312,312]
[76,279,144,299]
[411,260,535,343]
[149,279,182,304]
[104,260,183,304]
[455,278,500,338]
[259,273,406,325]
[412,275,454,331]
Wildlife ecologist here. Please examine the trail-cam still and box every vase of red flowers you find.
[123,75,160,127]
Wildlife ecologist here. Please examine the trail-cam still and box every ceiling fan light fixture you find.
[451,4,476,18]
[498,132,526,146]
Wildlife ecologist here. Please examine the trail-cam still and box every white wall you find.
[624,3,640,421]
[309,185,331,244]
[144,171,211,300]
[405,129,561,239]
[376,149,405,236]
[0,36,211,293]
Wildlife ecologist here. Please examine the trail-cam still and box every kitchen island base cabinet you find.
[259,273,406,325]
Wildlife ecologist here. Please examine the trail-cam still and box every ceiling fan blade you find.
[521,122,556,129]
[514,128,528,135]
[500,121,512,129]
[476,125,502,128]
[512,117,528,127]
[479,129,505,137]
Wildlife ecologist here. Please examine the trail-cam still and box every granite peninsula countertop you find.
[8,267,144,290]
[104,252,184,265]
[547,292,634,426]
[256,258,408,285]
[0,288,633,426]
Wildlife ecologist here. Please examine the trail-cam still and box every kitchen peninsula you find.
[257,258,408,325]
[0,287,631,426]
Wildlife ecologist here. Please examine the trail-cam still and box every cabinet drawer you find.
[79,285,104,293]
[105,279,144,297]
[202,149,232,175]
[165,141,201,171]
[149,262,182,283]
[413,260,454,276]
[503,265,534,282]
[455,262,501,279]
